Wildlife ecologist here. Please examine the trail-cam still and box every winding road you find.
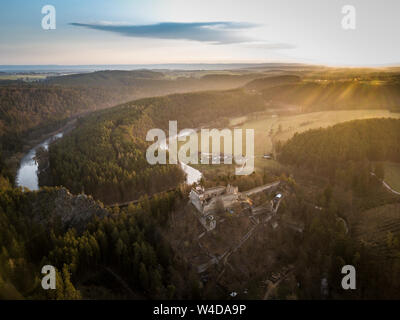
[371,172,400,196]
[382,180,400,196]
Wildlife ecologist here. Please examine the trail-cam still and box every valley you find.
[1,65,400,300]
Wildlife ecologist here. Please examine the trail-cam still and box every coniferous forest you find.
[1,68,400,300]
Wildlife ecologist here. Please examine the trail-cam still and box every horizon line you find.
[0,62,399,69]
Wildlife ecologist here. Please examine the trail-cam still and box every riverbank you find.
[8,119,76,187]
[14,118,77,189]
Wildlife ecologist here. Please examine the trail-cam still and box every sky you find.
[0,0,399,66]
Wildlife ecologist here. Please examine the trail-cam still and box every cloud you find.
[70,21,259,44]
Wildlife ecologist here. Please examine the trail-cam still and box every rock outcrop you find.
[31,187,108,232]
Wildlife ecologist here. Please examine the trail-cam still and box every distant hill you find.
[0,84,127,152]
[0,70,262,154]
[245,75,301,91]
[48,69,264,91]
[4,67,400,158]
[242,72,400,112]
[47,69,165,86]
[200,73,262,82]
[260,80,400,111]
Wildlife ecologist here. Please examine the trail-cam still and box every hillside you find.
[48,89,266,204]
[5,70,400,300]
[260,80,400,111]
[0,182,198,299]
[46,70,165,86]
[279,118,400,169]
[0,71,266,156]
[4,70,400,157]
[0,84,115,152]
[245,75,301,91]
[0,186,106,298]
[278,118,400,196]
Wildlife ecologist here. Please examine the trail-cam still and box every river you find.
[159,129,203,185]
[15,133,63,190]
[16,128,202,191]
[180,161,202,185]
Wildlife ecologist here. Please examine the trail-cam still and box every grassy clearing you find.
[191,163,236,179]
[182,110,400,180]
[232,109,400,155]
[382,162,400,193]
[191,158,284,178]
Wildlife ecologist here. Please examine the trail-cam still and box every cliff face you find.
[52,188,108,230]
[30,187,108,232]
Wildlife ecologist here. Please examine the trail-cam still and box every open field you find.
[191,163,235,179]
[191,158,284,180]
[382,162,400,193]
[186,110,400,179]
[233,109,400,156]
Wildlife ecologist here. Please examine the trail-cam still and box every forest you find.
[0,71,260,155]
[279,181,400,299]
[2,165,400,299]
[2,69,400,300]
[277,118,400,194]
[0,172,201,299]
[259,80,400,112]
[3,71,400,156]
[48,89,266,204]
[0,83,113,153]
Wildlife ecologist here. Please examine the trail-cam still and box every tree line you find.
[278,118,400,195]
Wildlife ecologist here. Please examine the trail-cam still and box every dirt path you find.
[382,180,400,196]
[244,181,280,196]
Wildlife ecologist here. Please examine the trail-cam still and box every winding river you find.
[16,132,63,190]
[159,129,203,185]
[16,129,202,191]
